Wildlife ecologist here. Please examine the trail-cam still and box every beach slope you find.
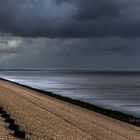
[0,79,140,140]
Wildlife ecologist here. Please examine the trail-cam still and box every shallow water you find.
[1,70,140,117]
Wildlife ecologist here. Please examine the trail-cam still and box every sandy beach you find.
[0,79,140,140]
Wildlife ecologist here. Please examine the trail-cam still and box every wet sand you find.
[0,79,140,140]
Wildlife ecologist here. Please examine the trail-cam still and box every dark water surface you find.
[1,70,140,117]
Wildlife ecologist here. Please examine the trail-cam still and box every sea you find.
[0,70,140,117]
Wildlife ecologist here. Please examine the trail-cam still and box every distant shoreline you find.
[1,69,140,73]
[1,77,140,128]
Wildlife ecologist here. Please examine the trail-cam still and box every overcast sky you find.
[0,0,140,70]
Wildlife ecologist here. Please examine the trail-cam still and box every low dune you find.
[0,79,140,140]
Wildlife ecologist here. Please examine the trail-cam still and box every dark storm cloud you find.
[56,0,124,20]
[0,0,140,38]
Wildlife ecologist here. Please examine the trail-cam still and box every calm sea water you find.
[0,70,140,117]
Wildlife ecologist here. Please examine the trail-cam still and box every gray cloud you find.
[57,0,124,20]
[0,0,140,38]
[1,37,140,70]
[1,1,140,70]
